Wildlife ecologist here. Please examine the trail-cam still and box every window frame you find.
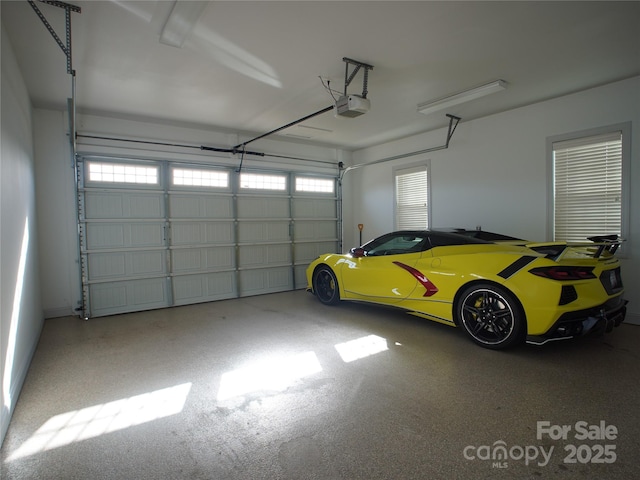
[294,176,336,194]
[84,159,161,189]
[238,171,287,192]
[546,122,630,248]
[170,166,231,191]
[393,162,431,231]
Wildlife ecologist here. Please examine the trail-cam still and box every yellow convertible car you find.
[306,230,627,349]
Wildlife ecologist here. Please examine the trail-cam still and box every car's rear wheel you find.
[313,266,340,305]
[456,283,526,349]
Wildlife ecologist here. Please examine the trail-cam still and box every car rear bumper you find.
[526,296,627,346]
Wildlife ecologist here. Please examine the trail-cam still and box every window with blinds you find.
[553,131,622,243]
[395,165,429,230]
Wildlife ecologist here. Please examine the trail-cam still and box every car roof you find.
[444,228,525,242]
[383,230,492,245]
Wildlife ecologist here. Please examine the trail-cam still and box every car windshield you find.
[362,231,488,256]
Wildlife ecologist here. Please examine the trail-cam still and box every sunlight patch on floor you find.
[217,351,322,401]
[7,383,192,461]
[334,334,389,363]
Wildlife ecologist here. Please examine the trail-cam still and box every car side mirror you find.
[350,247,366,258]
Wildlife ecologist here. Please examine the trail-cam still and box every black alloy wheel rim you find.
[461,289,515,345]
[316,270,336,302]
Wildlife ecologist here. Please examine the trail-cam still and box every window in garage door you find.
[78,159,338,317]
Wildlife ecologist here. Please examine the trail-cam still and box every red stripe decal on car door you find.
[393,261,439,297]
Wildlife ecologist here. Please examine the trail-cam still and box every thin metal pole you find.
[340,114,462,180]
[233,105,334,151]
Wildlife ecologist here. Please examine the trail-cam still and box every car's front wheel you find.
[312,265,340,305]
[456,283,526,349]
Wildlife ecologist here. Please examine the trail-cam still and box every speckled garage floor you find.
[2,290,639,479]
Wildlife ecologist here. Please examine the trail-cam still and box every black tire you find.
[312,265,340,305]
[456,283,526,350]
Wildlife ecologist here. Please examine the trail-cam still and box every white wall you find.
[1,26,43,445]
[34,110,80,318]
[348,76,640,324]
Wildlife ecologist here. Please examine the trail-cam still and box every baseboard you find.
[44,306,77,319]
[0,321,42,448]
[625,311,640,326]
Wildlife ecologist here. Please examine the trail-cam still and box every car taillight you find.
[600,267,623,294]
[529,266,596,281]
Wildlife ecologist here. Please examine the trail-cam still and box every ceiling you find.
[2,0,639,150]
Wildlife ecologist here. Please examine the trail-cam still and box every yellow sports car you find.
[306,230,627,349]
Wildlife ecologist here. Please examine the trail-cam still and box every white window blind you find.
[553,131,622,243]
[395,166,428,230]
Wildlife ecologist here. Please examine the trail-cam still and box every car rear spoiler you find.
[526,235,623,262]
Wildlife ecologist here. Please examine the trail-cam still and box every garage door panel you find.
[237,221,290,243]
[171,246,235,273]
[292,198,336,218]
[88,250,166,281]
[171,221,233,246]
[85,224,125,249]
[131,251,166,276]
[170,194,233,219]
[172,271,236,304]
[85,192,124,219]
[85,191,164,219]
[294,220,337,241]
[129,194,164,218]
[131,224,166,247]
[239,244,291,267]
[89,252,126,279]
[239,267,293,296]
[237,196,289,218]
[294,265,309,289]
[292,193,337,289]
[85,222,165,250]
[294,241,338,264]
[89,278,170,316]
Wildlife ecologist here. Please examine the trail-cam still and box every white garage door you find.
[78,157,338,318]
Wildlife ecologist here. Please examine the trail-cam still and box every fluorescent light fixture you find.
[417,80,507,116]
[160,1,208,48]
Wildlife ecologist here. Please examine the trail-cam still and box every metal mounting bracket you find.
[445,114,461,147]
[27,0,81,75]
[342,57,374,98]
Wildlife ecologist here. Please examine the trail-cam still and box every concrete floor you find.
[1,290,639,479]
